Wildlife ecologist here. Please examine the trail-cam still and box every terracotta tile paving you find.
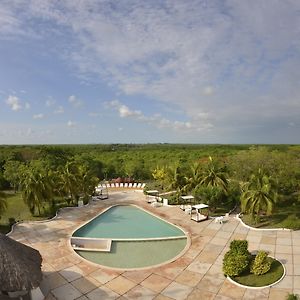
[141,274,172,293]
[197,274,224,293]
[59,265,84,282]
[186,261,212,274]
[218,280,246,299]
[122,270,153,283]
[242,288,269,300]
[105,275,136,295]
[175,270,204,287]
[187,288,216,299]
[71,276,99,294]
[89,268,120,284]
[123,285,157,299]
[86,286,119,300]
[6,190,300,299]
[268,288,292,300]
[161,281,193,300]
[153,295,173,300]
[51,283,82,300]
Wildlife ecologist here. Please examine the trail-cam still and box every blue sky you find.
[0,0,299,144]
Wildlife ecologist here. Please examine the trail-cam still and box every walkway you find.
[8,190,300,300]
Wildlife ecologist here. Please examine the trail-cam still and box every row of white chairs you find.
[97,183,146,189]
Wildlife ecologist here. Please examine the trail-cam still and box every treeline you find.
[0,144,299,220]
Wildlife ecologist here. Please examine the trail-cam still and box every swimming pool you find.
[72,204,188,269]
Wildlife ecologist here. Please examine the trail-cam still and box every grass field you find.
[232,258,284,287]
[0,191,50,234]
[241,198,300,230]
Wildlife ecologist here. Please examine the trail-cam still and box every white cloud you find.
[46,98,55,107]
[1,1,300,142]
[108,100,213,132]
[5,95,22,111]
[68,95,83,108]
[67,120,76,127]
[33,113,44,119]
[54,106,64,114]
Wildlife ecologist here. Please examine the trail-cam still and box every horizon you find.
[1,1,300,144]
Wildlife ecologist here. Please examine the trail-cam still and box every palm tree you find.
[78,165,99,203]
[199,157,229,193]
[183,162,202,193]
[58,162,80,205]
[164,165,187,193]
[0,191,7,218]
[21,170,53,216]
[241,169,277,220]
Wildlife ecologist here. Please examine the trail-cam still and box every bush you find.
[286,294,299,300]
[223,251,250,277]
[230,240,250,255]
[250,251,272,275]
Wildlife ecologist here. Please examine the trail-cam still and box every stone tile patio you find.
[8,190,300,299]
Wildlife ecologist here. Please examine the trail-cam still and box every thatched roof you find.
[0,233,43,292]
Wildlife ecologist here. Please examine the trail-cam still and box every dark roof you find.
[0,233,43,292]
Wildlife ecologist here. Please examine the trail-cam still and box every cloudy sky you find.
[0,0,299,144]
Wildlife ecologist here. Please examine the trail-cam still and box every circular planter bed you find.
[228,256,285,288]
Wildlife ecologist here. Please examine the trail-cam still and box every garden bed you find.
[230,257,284,288]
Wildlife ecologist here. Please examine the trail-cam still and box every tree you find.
[241,169,277,220]
[20,167,53,215]
[199,157,229,193]
[0,191,7,218]
[77,165,99,203]
[183,162,202,193]
[3,160,25,192]
[57,161,80,205]
[164,165,187,193]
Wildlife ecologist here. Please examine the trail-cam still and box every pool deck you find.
[8,190,300,300]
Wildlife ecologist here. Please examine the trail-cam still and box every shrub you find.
[223,239,252,277]
[286,294,299,300]
[230,240,249,255]
[223,251,251,277]
[250,251,272,275]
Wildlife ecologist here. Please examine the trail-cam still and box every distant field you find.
[0,191,47,233]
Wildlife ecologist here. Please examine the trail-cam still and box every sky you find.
[0,0,300,144]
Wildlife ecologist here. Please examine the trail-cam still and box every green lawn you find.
[0,191,53,234]
[232,258,284,287]
[241,199,300,230]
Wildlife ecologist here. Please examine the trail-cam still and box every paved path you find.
[9,190,300,300]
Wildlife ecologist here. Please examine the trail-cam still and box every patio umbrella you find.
[0,233,43,293]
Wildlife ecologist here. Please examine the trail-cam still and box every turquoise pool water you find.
[77,239,187,269]
[72,205,188,269]
[73,205,186,239]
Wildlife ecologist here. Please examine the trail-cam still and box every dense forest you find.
[0,144,299,230]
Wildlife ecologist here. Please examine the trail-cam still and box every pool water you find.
[77,239,187,269]
[72,205,188,269]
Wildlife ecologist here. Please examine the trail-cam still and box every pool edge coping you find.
[69,203,191,271]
